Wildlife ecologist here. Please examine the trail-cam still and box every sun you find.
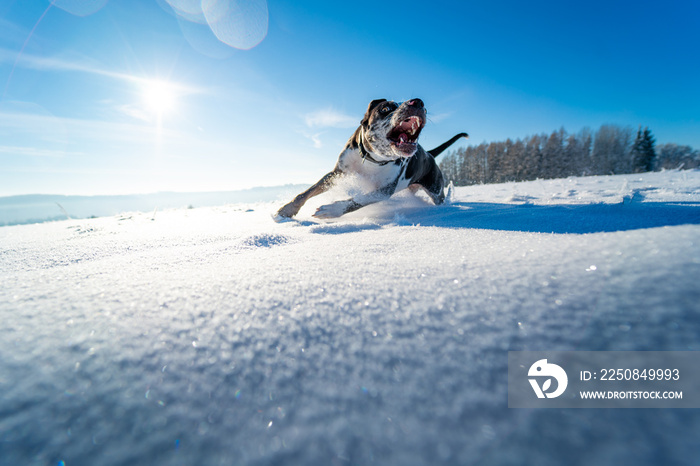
[141,79,177,116]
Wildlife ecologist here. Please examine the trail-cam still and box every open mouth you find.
[387,116,424,154]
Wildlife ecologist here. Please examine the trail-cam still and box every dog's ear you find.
[361,99,387,127]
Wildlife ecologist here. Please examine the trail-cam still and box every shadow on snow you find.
[397,201,700,234]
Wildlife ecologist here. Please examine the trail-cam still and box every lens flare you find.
[162,0,269,52]
[164,0,207,24]
[201,0,268,50]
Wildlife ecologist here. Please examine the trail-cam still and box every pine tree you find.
[576,128,593,175]
[508,139,526,181]
[592,125,633,174]
[541,128,566,179]
[438,152,459,185]
[523,135,542,180]
[631,126,656,173]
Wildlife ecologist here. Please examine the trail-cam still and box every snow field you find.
[1,170,699,465]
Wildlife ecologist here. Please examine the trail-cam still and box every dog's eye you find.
[380,106,392,114]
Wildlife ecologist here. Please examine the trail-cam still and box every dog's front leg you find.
[313,199,363,219]
[313,182,398,219]
[275,170,341,219]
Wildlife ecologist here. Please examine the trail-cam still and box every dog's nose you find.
[406,99,424,108]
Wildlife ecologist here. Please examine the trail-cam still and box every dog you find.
[274,98,468,220]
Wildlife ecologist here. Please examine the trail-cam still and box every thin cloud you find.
[1,48,204,123]
[0,109,178,144]
[304,108,357,129]
[428,111,453,124]
[297,129,326,149]
[114,103,153,123]
[0,145,85,158]
[0,47,204,95]
[310,133,323,149]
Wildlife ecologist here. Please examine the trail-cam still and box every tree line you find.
[439,124,700,186]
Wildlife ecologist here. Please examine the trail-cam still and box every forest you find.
[439,125,700,186]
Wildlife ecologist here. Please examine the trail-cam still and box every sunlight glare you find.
[142,80,177,117]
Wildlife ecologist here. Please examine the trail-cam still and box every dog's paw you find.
[313,200,351,219]
[271,213,294,223]
[275,203,299,220]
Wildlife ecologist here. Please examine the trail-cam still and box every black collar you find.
[358,139,395,166]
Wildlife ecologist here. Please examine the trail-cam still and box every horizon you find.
[0,182,308,199]
[0,182,309,226]
[1,0,698,196]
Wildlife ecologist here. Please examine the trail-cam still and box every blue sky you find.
[0,0,698,196]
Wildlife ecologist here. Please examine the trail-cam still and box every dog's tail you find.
[428,132,469,158]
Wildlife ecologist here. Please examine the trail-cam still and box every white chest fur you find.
[336,148,408,191]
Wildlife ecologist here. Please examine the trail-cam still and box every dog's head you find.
[359,98,427,159]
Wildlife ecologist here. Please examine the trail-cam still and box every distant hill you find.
[0,185,306,226]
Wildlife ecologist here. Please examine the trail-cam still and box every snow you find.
[1,170,699,465]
